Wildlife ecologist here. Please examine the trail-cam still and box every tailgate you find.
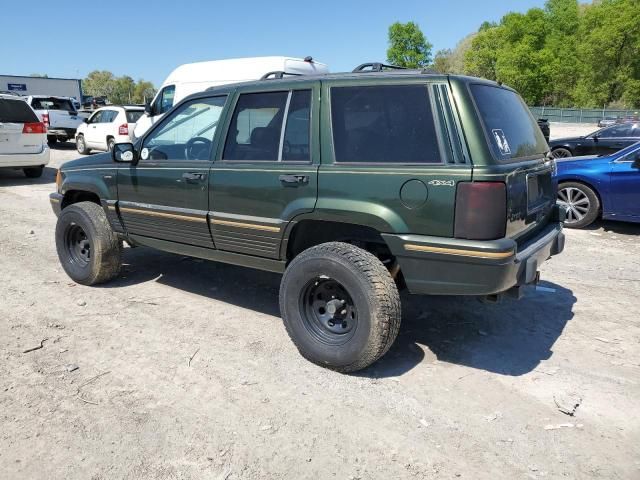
[49,110,83,129]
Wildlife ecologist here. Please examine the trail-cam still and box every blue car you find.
[556,142,640,228]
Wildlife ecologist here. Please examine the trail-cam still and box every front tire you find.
[280,242,401,373]
[55,201,122,285]
[76,134,91,154]
[557,182,600,228]
[23,166,44,178]
[552,147,572,159]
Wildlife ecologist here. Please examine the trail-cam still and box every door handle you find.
[182,172,206,183]
[279,174,309,186]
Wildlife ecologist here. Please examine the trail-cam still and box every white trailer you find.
[0,75,82,103]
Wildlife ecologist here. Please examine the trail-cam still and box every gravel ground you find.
[1,142,639,479]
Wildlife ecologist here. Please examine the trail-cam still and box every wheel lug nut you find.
[328,321,335,327]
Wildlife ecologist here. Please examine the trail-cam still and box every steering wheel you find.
[185,137,212,160]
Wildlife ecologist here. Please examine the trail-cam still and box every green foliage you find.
[83,70,156,105]
[387,22,433,68]
[460,0,640,108]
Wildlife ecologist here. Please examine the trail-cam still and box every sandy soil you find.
[1,142,639,479]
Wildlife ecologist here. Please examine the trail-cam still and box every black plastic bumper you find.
[382,215,565,296]
[49,192,63,216]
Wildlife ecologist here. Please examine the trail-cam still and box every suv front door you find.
[117,95,227,248]
[209,85,319,259]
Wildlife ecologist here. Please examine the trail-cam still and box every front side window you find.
[223,92,289,161]
[600,124,634,138]
[88,111,103,124]
[330,85,441,163]
[102,110,118,123]
[155,85,176,115]
[143,96,227,161]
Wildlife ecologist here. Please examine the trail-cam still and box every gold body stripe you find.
[210,218,281,233]
[404,244,514,259]
[50,197,60,203]
[119,207,204,223]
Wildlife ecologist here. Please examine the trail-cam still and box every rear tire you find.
[76,135,91,154]
[279,242,401,373]
[47,135,58,145]
[23,166,44,178]
[55,201,122,285]
[552,147,572,159]
[557,182,600,228]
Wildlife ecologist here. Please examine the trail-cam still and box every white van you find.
[133,56,329,138]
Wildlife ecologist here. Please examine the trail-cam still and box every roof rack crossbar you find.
[260,71,304,81]
[352,62,408,73]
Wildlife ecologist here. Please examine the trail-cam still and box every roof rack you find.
[352,62,408,73]
[260,71,303,81]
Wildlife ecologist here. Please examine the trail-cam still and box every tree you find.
[387,21,433,68]
[82,70,156,105]
[111,76,136,104]
[133,80,156,104]
[83,70,116,98]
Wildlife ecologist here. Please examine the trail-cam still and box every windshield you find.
[31,97,76,112]
[471,84,548,161]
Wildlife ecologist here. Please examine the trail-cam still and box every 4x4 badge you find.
[428,180,455,187]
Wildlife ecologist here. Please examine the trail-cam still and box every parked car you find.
[50,66,564,372]
[549,123,640,158]
[615,114,639,124]
[25,95,86,144]
[537,118,550,143]
[0,94,50,177]
[82,96,107,109]
[598,116,617,128]
[134,56,329,138]
[75,106,144,154]
[556,142,640,228]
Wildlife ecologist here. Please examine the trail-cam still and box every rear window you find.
[0,98,38,123]
[331,85,441,163]
[471,84,548,161]
[126,110,144,123]
[30,97,76,112]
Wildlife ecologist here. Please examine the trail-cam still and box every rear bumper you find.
[0,147,50,168]
[48,128,76,138]
[383,207,565,296]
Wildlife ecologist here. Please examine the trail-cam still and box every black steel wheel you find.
[280,242,401,373]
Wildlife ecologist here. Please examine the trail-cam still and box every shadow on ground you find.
[103,246,576,377]
[0,166,57,186]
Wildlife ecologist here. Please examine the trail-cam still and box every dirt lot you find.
[1,140,639,479]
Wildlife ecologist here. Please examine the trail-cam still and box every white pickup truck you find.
[24,95,88,144]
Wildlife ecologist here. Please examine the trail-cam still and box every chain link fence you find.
[529,106,640,124]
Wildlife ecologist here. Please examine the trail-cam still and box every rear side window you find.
[102,110,118,123]
[223,92,288,161]
[0,98,38,123]
[330,85,441,163]
[471,84,547,161]
[126,110,144,123]
[282,90,311,161]
[30,97,76,112]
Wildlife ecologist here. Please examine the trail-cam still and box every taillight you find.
[22,122,47,134]
[454,182,507,240]
[42,113,50,128]
[118,123,128,135]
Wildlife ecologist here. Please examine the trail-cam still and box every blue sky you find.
[1,0,545,86]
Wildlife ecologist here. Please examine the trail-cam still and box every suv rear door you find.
[0,97,42,154]
[209,83,320,259]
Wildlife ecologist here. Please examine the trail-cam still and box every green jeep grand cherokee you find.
[50,65,565,372]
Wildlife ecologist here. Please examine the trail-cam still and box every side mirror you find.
[144,100,154,116]
[592,133,599,142]
[112,143,137,163]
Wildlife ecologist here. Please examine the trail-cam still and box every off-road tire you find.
[558,181,600,229]
[76,134,90,155]
[55,201,122,285]
[280,242,401,373]
[23,166,44,178]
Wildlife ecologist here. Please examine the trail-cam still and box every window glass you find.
[0,98,39,123]
[143,96,227,161]
[30,97,76,112]
[330,85,441,163]
[600,124,634,138]
[282,90,311,161]
[88,111,103,124]
[223,92,288,161]
[471,84,548,161]
[102,110,118,123]
[126,110,144,123]
[155,85,175,114]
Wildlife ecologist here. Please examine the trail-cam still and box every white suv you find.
[75,106,144,154]
[0,94,50,178]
